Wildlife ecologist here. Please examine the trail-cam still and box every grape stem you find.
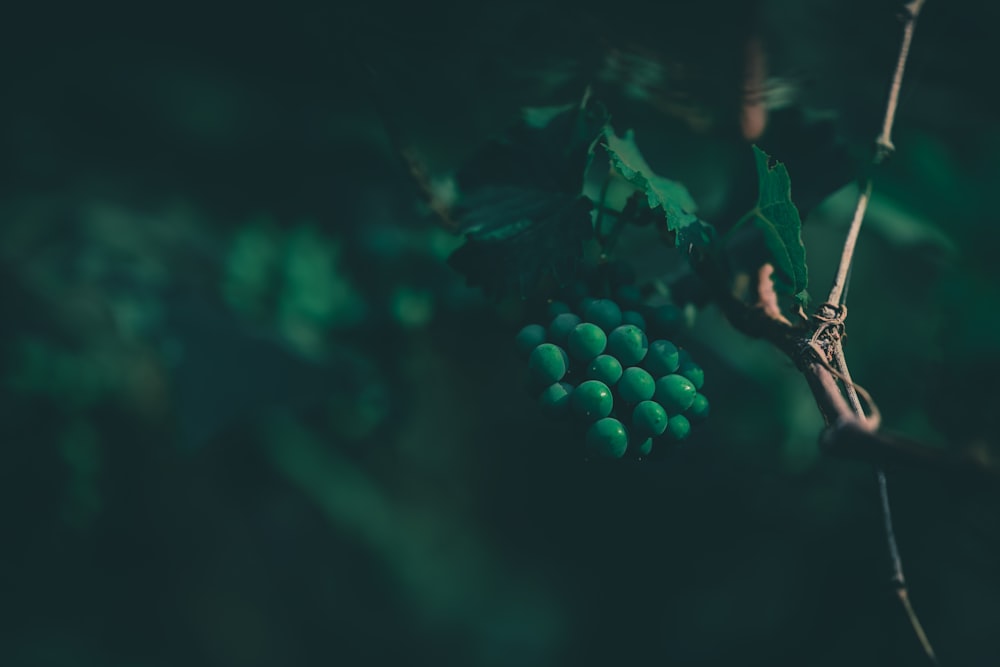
[821,2,935,663]
[694,2,954,662]
[827,0,925,307]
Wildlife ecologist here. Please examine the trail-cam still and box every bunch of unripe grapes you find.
[514,270,708,459]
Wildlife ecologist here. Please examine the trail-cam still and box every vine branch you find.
[827,180,872,306]
[828,0,926,307]
[876,0,927,160]
[696,2,969,662]
[820,1,935,662]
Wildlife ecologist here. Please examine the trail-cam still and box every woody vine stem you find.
[824,0,935,662]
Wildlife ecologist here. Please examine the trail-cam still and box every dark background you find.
[2,1,999,665]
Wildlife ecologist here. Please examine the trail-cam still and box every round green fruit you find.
[617,367,656,404]
[687,393,709,420]
[548,313,581,346]
[644,339,680,377]
[678,358,704,390]
[571,380,614,420]
[586,418,628,458]
[665,414,691,440]
[635,437,653,457]
[539,382,574,418]
[584,299,623,332]
[515,324,547,358]
[567,322,607,362]
[632,400,668,437]
[529,343,568,385]
[586,355,623,385]
[607,325,648,366]
[655,374,697,413]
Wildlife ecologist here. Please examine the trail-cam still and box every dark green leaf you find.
[456,98,608,197]
[447,97,607,298]
[448,192,593,298]
[602,128,709,249]
[756,106,854,220]
[733,146,809,303]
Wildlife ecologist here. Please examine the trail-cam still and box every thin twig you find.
[831,341,879,427]
[833,340,938,659]
[822,1,934,660]
[832,340,938,659]
[878,470,905,587]
[876,0,927,160]
[878,468,938,663]
[828,179,873,306]
[827,0,926,306]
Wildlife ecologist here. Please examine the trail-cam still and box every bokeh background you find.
[2,1,999,665]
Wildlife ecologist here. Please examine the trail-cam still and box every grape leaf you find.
[447,98,607,298]
[457,98,608,197]
[448,189,593,298]
[602,128,709,249]
[756,106,853,220]
[733,146,809,303]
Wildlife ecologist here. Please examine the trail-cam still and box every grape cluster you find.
[515,276,708,459]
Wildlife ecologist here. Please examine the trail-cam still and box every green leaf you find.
[735,146,809,302]
[602,128,707,248]
[447,98,607,298]
[457,97,608,197]
[448,190,593,298]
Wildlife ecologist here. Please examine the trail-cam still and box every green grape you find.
[586,417,628,458]
[665,414,691,440]
[584,299,623,332]
[586,355,623,385]
[529,343,568,385]
[571,380,614,420]
[632,400,668,437]
[617,367,655,404]
[578,296,597,316]
[567,322,607,362]
[678,358,704,390]
[614,284,642,310]
[622,310,647,330]
[647,304,682,336]
[687,393,709,420]
[635,437,653,457]
[515,324,547,358]
[654,374,697,413]
[539,382,574,418]
[548,313,581,346]
[547,300,572,319]
[644,339,680,377]
[607,325,648,366]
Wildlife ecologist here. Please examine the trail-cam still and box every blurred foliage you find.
[1,1,999,666]
[447,99,605,298]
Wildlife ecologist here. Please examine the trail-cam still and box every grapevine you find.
[10,1,1000,665]
[402,0,987,661]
